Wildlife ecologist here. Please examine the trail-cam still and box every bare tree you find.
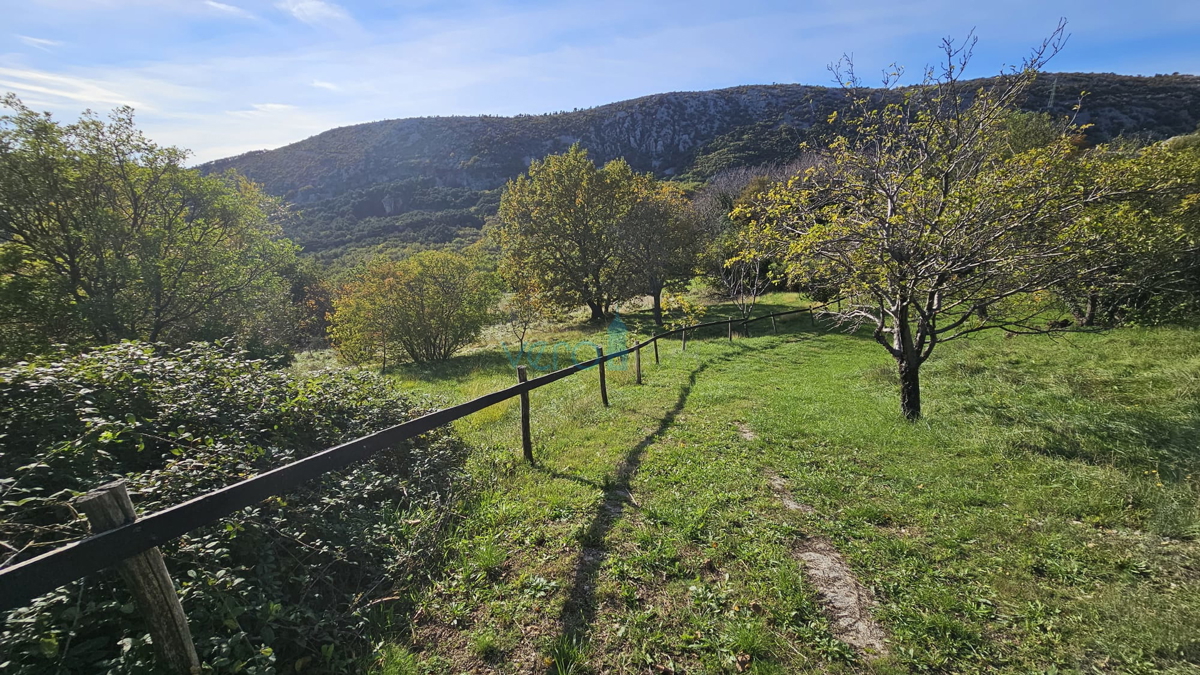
[740,23,1153,419]
[692,162,813,319]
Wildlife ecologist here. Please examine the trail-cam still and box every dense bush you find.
[330,251,500,366]
[0,342,469,673]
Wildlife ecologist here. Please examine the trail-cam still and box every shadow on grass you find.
[391,348,517,383]
[391,301,847,385]
[539,361,708,673]
[534,338,800,673]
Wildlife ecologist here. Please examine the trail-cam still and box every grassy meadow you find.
[319,293,1200,673]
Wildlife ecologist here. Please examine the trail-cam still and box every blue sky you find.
[4,0,1199,163]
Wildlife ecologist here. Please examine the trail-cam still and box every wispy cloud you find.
[16,35,63,51]
[3,0,1198,164]
[0,67,140,107]
[275,0,353,27]
[227,102,299,118]
[204,1,255,20]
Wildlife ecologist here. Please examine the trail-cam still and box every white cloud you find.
[0,67,141,107]
[204,1,255,20]
[275,0,353,27]
[15,35,63,51]
[227,103,299,118]
[310,79,339,91]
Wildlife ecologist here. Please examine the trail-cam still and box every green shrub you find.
[0,341,468,673]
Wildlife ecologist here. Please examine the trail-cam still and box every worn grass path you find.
[376,303,1200,674]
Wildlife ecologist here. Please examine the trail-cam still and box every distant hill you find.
[201,73,1200,262]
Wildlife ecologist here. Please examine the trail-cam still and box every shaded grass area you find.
[372,296,1200,673]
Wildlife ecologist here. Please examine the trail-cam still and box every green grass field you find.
[361,294,1200,673]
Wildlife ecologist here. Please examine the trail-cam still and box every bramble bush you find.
[0,342,469,673]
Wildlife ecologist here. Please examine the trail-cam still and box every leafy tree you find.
[619,176,700,326]
[738,27,1158,419]
[283,257,336,350]
[1056,141,1200,325]
[0,96,297,359]
[495,145,637,321]
[330,251,499,365]
[0,245,79,358]
[328,260,398,369]
[660,290,708,330]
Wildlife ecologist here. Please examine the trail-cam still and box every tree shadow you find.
[536,362,709,672]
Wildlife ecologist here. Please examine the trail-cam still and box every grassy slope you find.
[373,295,1200,674]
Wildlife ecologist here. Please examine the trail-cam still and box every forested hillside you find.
[202,73,1200,261]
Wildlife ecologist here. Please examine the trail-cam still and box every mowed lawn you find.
[374,295,1200,674]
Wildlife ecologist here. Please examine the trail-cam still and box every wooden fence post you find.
[728,319,733,341]
[77,481,200,675]
[635,345,642,385]
[596,346,609,407]
[653,338,659,364]
[517,365,533,463]
[681,329,687,351]
[771,315,777,333]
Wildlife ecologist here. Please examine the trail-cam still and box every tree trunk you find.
[651,290,664,327]
[1082,293,1098,327]
[898,357,921,420]
[586,301,605,322]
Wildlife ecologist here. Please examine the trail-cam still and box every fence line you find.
[0,305,815,614]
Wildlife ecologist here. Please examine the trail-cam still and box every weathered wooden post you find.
[681,328,687,351]
[653,337,659,364]
[728,318,733,341]
[771,315,777,333]
[595,346,609,407]
[517,365,533,463]
[635,344,642,385]
[77,481,200,675]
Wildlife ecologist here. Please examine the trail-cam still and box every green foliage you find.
[0,96,299,362]
[329,250,500,365]
[684,121,813,181]
[285,177,500,262]
[1058,141,1200,326]
[619,176,701,326]
[694,170,781,318]
[0,341,468,673]
[659,290,708,330]
[496,145,638,321]
[495,145,699,323]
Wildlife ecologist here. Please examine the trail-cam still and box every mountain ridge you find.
[199,72,1200,260]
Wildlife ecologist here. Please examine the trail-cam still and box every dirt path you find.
[767,472,889,658]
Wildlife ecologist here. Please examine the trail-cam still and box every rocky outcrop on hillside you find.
[199,73,1200,259]
[203,73,1200,203]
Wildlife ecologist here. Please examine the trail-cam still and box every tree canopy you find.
[495,145,636,321]
[0,96,297,361]
[329,250,499,366]
[494,144,698,323]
